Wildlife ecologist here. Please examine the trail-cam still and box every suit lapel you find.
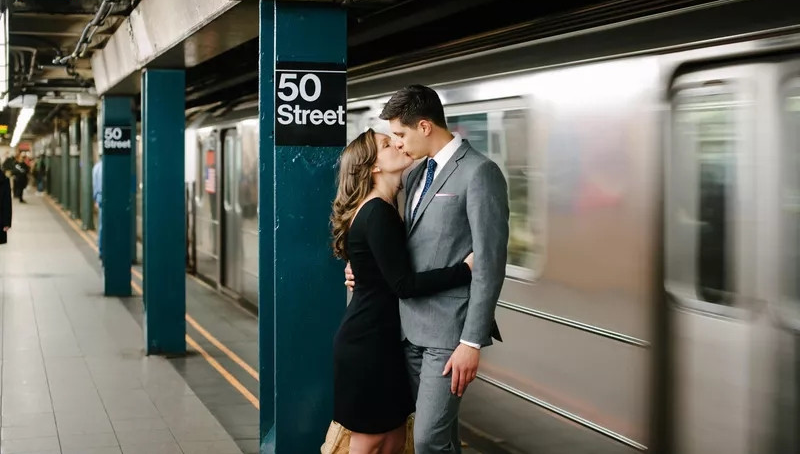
[404,162,426,233]
[408,142,470,235]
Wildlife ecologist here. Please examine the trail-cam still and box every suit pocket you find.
[431,194,460,205]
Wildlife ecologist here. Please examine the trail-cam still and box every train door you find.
[666,64,759,454]
[665,58,800,454]
[221,128,243,295]
[769,65,800,454]
[194,129,220,283]
[236,121,259,305]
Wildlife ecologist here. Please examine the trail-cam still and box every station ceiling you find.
[2,0,721,141]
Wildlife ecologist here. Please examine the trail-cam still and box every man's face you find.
[389,119,429,160]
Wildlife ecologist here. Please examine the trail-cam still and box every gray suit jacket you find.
[400,139,509,349]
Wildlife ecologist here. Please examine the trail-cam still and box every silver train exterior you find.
[173,1,800,452]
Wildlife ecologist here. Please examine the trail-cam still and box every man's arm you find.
[462,160,509,344]
[444,159,509,397]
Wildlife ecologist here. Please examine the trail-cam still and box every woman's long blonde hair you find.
[331,129,378,261]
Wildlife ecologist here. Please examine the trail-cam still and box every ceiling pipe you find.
[10,45,37,82]
[53,0,121,66]
[41,104,62,124]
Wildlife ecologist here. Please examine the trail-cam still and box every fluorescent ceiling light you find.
[10,107,34,147]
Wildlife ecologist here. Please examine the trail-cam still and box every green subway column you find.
[141,68,186,355]
[51,131,60,201]
[45,141,53,196]
[60,131,68,209]
[259,2,347,452]
[101,96,134,296]
[69,119,81,218]
[131,126,137,265]
[80,112,94,230]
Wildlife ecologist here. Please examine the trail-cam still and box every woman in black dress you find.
[330,129,473,454]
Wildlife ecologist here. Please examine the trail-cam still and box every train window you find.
[346,115,360,142]
[445,99,543,280]
[670,88,740,306]
[782,84,800,316]
[346,105,391,141]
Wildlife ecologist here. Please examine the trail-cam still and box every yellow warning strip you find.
[43,196,260,409]
[186,314,259,380]
[86,224,259,381]
[185,335,260,409]
[94,225,259,380]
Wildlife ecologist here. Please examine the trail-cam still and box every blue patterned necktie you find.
[411,158,437,223]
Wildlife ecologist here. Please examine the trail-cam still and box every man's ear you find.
[418,119,433,137]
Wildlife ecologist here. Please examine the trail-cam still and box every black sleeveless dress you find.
[332,198,472,434]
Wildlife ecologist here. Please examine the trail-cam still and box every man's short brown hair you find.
[379,84,448,129]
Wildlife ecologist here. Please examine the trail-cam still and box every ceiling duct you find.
[91,0,251,95]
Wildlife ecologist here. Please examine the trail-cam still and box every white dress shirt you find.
[410,132,462,211]
[409,133,481,351]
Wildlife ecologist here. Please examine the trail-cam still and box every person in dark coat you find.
[11,152,29,203]
[0,171,11,244]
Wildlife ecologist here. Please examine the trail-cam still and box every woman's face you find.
[373,132,413,175]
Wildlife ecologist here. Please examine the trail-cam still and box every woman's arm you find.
[365,201,471,299]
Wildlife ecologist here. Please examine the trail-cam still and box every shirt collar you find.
[430,132,462,169]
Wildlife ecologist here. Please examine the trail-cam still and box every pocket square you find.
[434,193,457,197]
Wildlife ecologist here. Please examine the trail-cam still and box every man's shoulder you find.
[457,144,501,176]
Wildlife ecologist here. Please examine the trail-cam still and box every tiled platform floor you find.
[0,196,243,454]
[5,193,497,454]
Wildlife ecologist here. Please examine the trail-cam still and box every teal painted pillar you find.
[52,132,61,201]
[47,146,54,197]
[53,129,64,203]
[61,131,69,208]
[131,131,138,265]
[101,96,134,296]
[259,4,276,448]
[259,2,347,452]
[44,153,50,194]
[142,69,186,355]
[69,119,81,218]
[81,112,94,230]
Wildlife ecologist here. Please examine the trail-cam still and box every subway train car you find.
[179,0,800,452]
[184,117,260,305]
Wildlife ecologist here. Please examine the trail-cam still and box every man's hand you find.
[2,226,8,232]
[442,343,480,397]
[344,261,355,292]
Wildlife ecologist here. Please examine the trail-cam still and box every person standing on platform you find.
[2,152,15,175]
[329,128,475,454]
[33,156,46,195]
[92,157,103,261]
[12,151,29,203]
[0,170,11,245]
[344,85,510,454]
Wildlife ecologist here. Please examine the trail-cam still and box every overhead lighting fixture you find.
[10,107,35,147]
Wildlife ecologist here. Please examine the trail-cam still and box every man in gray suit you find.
[346,84,509,453]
